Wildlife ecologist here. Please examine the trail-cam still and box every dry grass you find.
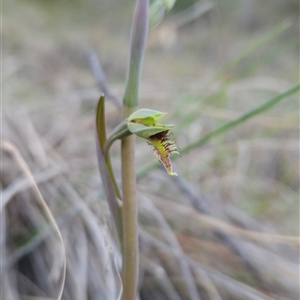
[2,0,299,299]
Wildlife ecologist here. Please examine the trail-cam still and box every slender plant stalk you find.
[121,1,149,299]
[123,0,149,107]
[121,107,138,300]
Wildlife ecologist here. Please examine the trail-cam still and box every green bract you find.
[127,108,175,138]
[128,108,166,120]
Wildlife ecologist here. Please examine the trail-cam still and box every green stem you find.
[123,0,149,107]
[104,120,131,158]
[121,1,148,297]
[121,106,139,300]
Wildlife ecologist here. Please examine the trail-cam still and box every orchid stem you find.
[121,1,149,299]
[121,106,138,300]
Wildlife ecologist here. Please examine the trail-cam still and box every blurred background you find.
[2,0,299,299]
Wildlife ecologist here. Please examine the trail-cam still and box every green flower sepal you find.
[104,108,179,175]
[128,108,179,176]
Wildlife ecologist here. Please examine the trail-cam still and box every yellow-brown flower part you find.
[127,108,179,175]
[147,130,179,175]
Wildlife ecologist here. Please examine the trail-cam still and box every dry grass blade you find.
[0,210,19,300]
[192,269,222,300]
[139,227,275,300]
[6,201,78,268]
[152,197,299,247]
[188,260,276,300]
[140,194,202,300]
[60,178,122,300]
[87,49,121,108]
[2,166,63,209]
[1,140,66,300]
[170,174,298,285]
[141,255,182,300]
[65,219,89,300]
[147,173,299,296]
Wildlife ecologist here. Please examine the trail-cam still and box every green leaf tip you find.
[128,108,179,175]
[128,108,167,121]
[149,0,176,28]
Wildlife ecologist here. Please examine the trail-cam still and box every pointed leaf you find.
[95,95,123,244]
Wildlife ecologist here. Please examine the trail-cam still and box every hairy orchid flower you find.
[127,108,179,175]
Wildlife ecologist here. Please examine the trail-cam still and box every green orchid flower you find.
[128,108,179,175]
